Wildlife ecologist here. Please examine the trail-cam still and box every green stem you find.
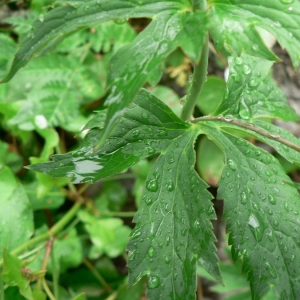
[83,258,112,292]
[192,116,300,152]
[0,202,82,268]
[181,34,209,121]
[51,247,60,300]
[42,279,56,300]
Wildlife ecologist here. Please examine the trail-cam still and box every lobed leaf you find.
[30,89,221,298]
[0,0,187,83]
[208,0,300,68]
[214,53,298,122]
[202,124,300,299]
[128,131,221,299]
[28,89,190,183]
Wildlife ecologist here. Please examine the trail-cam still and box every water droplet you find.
[252,44,259,51]
[274,220,279,226]
[228,159,236,170]
[145,146,155,155]
[142,112,149,119]
[249,79,259,88]
[280,0,294,4]
[145,197,153,205]
[250,176,255,181]
[265,170,271,177]
[148,275,160,288]
[255,150,261,156]
[239,97,252,120]
[284,201,289,212]
[290,254,295,262]
[234,57,243,65]
[267,209,273,215]
[252,203,259,210]
[268,195,276,205]
[241,192,248,204]
[39,14,45,22]
[248,214,263,241]
[157,129,167,136]
[242,65,251,75]
[266,230,274,242]
[131,129,140,137]
[114,18,128,25]
[131,228,142,239]
[166,235,170,246]
[164,256,171,264]
[148,246,155,257]
[146,178,158,192]
[166,180,174,191]
[265,262,277,278]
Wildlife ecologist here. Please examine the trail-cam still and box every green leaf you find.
[0,167,34,254]
[201,124,300,299]
[29,89,190,183]
[208,0,300,68]
[197,76,226,115]
[115,279,145,300]
[0,140,23,173]
[1,0,187,82]
[128,130,221,299]
[0,35,17,78]
[30,89,221,298]
[2,249,33,300]
[214,53,298,122]
[78,211,131,259]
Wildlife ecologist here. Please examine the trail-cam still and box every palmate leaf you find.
[208,0,300,68]
[201,124,300,299]
[214,53,298,122]
[127,132,221,299]
[29,89,221,298]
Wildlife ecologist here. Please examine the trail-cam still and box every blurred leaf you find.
[2,249,33,299]
[0,167,34,254]
[149,85,181,117]
[0,35,17,78]
[115,278,145,300]
[0,140,23,173]
[72,293,86,300]
[197,76,226,115]
[78,211,131,259]
[196,136,224,186]
[95,181,127,212]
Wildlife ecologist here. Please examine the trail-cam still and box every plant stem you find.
[0,275,4,300]
[192,116,300,152]
[181,34,209,121]
[51,247,60,300]
[0,202,82,268]
[83,258,112,292]
[42,279,56,300]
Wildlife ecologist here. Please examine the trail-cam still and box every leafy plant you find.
[1,0,300,299]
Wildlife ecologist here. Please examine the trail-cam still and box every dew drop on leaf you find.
[248,214,264,242]
[284,201,289,212]
[142,112,149,119]
[267,209,273,215]
[241,192,248,204]
[239,97,252,119]
[146,178,158,192]
[131,129,140,137]
[242,64,251,75]
[228,159,236,170]
[266,230,274,242]
[166,180,174,191]
[234,57,243,65]
[145,197,153,205]
[148,246,155,257]
[248,79,259,88]
[148,275,160,288]
[268,195,276,205]
[290,254,295,262]
[265,262,278,279]
[164,256,171,264]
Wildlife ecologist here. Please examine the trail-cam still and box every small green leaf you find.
[202,124,300,299]
[78,211,131,259]
[0,167,34,254]
[214,53,298,122]
[208,0,300,68]
[197,76,226,115]
[2,249,33,300]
